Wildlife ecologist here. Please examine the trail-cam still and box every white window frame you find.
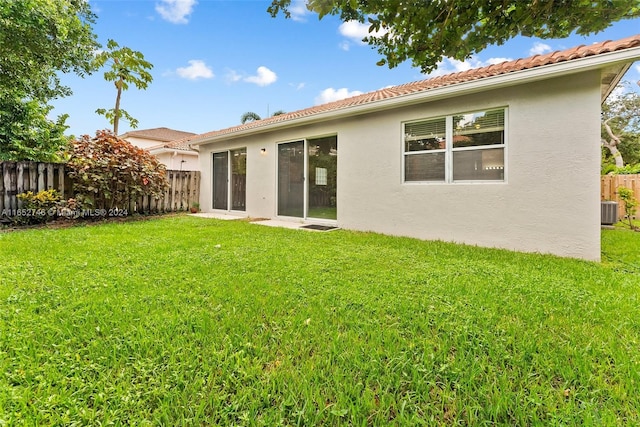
[403,107,508,184]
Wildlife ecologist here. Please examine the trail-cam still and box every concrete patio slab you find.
[189,212,247,220]
[250,219,305,229]
[251,219,339,232]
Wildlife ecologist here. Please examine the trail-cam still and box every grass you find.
[1,216,639,425]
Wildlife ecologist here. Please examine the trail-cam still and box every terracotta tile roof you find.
[184,34,640,145]
[120,127,195,142]
[147,137,198,153]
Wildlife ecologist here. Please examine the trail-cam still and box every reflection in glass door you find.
[231,148,246,211]
[308,136,337,220]
[212,151,228,210]
[278,141,304,217]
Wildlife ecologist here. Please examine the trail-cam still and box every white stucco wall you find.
[156,152,200,171]
[123,136,162,150]
[198,71,602,260]
[122,137,200,171]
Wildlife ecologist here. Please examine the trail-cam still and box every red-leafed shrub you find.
[67,130,168,209]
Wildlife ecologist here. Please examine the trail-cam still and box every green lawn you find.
[1,216,639,425]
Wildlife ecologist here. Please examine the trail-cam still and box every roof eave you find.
[123,134,172,143]
[600,62,632,102]
[148,147,199,155]
[190,46,640,147]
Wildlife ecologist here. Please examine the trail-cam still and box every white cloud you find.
[635,63,640,74]
[427,56,512,77]
[225,69,242,83]
[290,82,305,90]
[315,87,363,104]
[529,42,552,56]
[338,20,386,43]
[339,41,350,51]
[244,66,278,86]
[485,57,511,65]
[289,1,310,22]
[428,58,476,77]
[176,60,214,80]
[89,1,101,14]
[156,0,197,24]
[608,85,626,102]
[339,21,369,41]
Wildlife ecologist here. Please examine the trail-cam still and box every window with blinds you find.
[404,108,506,183]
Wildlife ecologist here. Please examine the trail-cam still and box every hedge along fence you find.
[601,174,639,220]
[0,161,200,215]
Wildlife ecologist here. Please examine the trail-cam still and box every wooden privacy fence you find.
[0,161,200,215]
[601,174,639,220]
[144,169,200,213]
[0,162,69,212]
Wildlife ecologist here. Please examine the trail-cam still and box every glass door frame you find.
[212,151,229,211]
[211,148,247,213]
[276,140,305,219]
[276,135,337,223]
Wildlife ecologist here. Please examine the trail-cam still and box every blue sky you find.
[51,0,640,138]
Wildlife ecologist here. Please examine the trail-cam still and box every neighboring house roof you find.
[147,137,199,155]
[181,34,640,147]
[120,127,196,143]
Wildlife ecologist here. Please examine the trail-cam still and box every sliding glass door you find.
[231,149,246,210]
[308,136,337,220]
[277,136,337,220]
[212,148,246,211]
[212,152,228,210]
[278,141,304,217]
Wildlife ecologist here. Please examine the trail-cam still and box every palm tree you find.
[240,110,287,124]
[240,112,261,124]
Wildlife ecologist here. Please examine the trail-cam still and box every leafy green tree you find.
[268,0,640,72]
[0,92,70,161]
[94,40,154,135]
[0,0,99,160]
[602,81,640,170]
[0,0,98,101]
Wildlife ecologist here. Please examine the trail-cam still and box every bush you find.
[67,130,168,210]
[14,190,83,225]
[618,186,639,230]
[15,189,61,224]
[603,163,640,175]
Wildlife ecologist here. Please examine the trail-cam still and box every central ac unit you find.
[601,201,619,225]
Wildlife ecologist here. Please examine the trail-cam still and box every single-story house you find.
[120,127,199,171]
[186,35,640,261]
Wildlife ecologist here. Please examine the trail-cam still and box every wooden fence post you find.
[57,164,65,198]
[0,163,6,212]
[0,163,4,212]
[16,162,25,209]
[29,162,37,193]
[37,163,45,191]
[7,162,17,211]
[46,164,54,190]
